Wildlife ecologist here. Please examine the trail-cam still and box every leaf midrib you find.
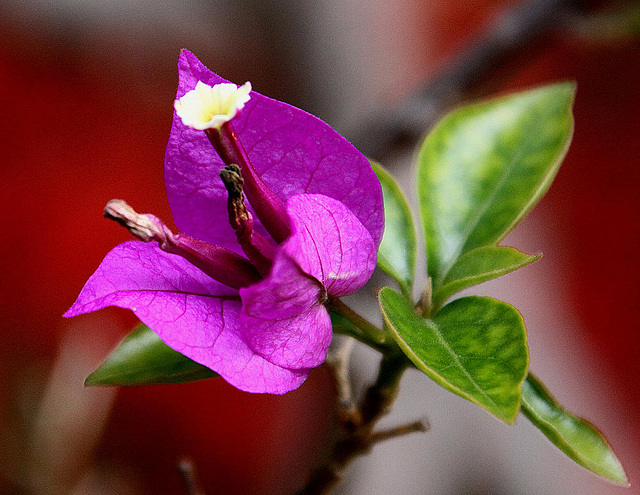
[436,139,528,286]
[423,317,498,407]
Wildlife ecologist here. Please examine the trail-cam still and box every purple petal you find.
[165,49,384,249]
[239,252,332,370]
[237,193,376,370]
[64,241,234,311]
[283,194,377,297]
[65,241,309,393]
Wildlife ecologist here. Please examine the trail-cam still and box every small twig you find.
[325,336,359,427]
[178,457,205,495]
[371,419,430,446]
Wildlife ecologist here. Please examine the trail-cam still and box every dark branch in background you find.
[567,2,640,44]
[350,0,592,160]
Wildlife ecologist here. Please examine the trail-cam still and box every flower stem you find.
[327,299,388,352]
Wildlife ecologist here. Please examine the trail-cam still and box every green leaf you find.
[417,83,575,287]
[522,373,628,485]
[379,288,528,423]
[85,324,219,386]
[372,161,417,296]
[432,246,541,309]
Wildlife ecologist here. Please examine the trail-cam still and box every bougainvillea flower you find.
[64,50,384,394]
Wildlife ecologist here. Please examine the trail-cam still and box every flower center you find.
[174,81,251,130]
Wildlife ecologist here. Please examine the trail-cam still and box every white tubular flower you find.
[174,81,252,130]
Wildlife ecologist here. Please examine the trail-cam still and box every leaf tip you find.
[547,80,577,101]
[603,466,629,486]
[603,454,630,486]
[84,367,115,387]
[496,399,522,426]
[84,372,101,387]
[618,474,630,487]
[549,80,578,108]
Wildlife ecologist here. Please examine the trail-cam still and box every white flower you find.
[174,81,252,130]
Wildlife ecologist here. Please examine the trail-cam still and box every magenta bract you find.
[65,50,383,394]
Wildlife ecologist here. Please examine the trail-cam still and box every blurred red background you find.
[1,1,638,493]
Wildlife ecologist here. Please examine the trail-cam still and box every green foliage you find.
[522,374,628,485]
[380,288,528,424]
[417,82,575,288]
[432,246,540,310]
[85,324,218,386]
[374,83,625,481]
[373,161,417,297]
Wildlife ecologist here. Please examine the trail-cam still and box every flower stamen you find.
[219,165,276,276]
[104,199,260,289]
